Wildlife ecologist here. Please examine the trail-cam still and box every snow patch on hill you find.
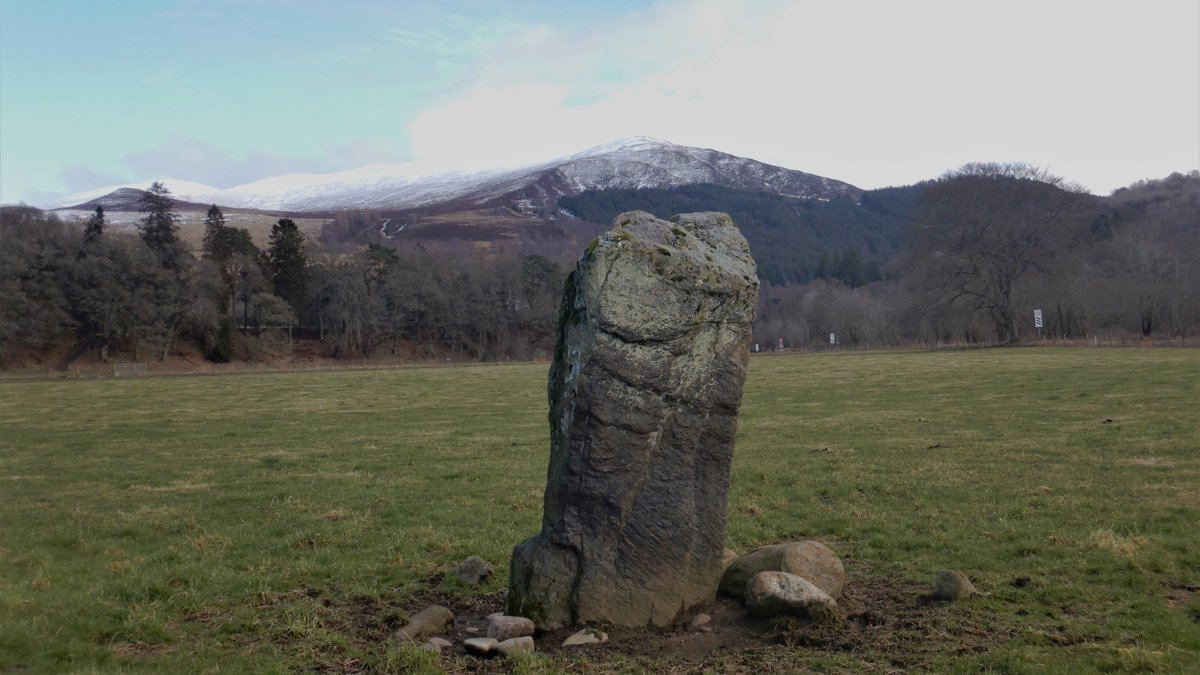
[47,137,859,213]
[50,179,222,210]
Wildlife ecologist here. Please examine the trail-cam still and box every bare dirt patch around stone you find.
[345,571,1010,674]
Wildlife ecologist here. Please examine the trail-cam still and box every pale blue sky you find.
[2,0,1197,204]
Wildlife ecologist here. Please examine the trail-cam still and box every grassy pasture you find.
[0,348,1197,672]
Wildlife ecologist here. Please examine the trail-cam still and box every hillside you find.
[50,137,859,215]
[49,138,865,262]
[559,183,924,285]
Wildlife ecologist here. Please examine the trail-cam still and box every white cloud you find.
[120,134,405,188]
[406,0,1199,193]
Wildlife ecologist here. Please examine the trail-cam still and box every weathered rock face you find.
[508,211,759,629]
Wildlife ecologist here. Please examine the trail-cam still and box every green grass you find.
[1,349,1197,672]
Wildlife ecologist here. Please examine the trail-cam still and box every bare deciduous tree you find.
[908,163,1094,343]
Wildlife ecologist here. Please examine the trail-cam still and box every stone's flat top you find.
[583,210,758,344]
[593,211,755,279]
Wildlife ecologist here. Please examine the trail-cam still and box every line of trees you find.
[755,167,1198,348]
[1,168,1195,368]
[0,184,565,367]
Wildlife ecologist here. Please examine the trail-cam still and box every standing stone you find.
[508,211,759,629]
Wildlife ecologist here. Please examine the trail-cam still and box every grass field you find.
[1,348,1197,673]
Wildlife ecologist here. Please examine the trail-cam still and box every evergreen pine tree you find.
[816,252,832,279]
[137,181,184,270]
[267,218,308,313]
[201,204,226,260]
[82,205,105,244]
[835,249,865,287]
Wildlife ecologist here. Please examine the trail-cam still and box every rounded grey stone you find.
[744,571,838,619]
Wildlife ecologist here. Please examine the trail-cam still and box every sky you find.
[1,0,1197,205]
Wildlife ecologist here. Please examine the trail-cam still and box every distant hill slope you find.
[48,138,866,263]
[64,187,224,213]
[559,183,924,285]
[50,137,860,215]
[1101,171,1200,242]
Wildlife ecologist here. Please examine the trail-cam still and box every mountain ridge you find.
[48,137,861,214]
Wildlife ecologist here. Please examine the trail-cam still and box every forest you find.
[0,183,564,367]
[1,167,1196,368]
[561,182,921,286]
[566,168,1198,348]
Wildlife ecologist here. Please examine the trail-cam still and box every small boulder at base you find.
[496,636,536,657]
[930,569,976,601]
[487,615,535,642]
[562,628,609,647]
[719,541,845,599]
[744,571,838,619]
[392,605,454,643]
[421,637,453,654]
[464,637,498,656]
[451,555,494,586]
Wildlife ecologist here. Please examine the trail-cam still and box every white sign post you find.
[829,332,836,346]
[1034,309,1043,341]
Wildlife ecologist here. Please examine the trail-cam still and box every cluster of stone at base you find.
[721,542,978,616]
[393,605,610,660]
[396,546,977,659]
[719,540,846,619]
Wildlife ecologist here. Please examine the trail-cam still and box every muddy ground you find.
[313,566,1011,673]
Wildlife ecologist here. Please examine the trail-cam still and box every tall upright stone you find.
[508,211,759,628]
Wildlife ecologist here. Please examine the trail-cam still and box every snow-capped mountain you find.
[50,137,859,214]
[52,181,223,211]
